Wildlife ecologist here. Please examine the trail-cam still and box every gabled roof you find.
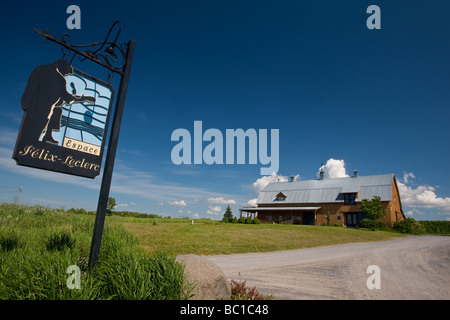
[257,174,394,204]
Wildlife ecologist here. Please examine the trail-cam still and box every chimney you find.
[319,168,324,180]
[290,175,294,182]
[353,170,358,178]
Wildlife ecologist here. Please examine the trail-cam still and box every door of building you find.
[303,212,315,225]
[346,213,359,227]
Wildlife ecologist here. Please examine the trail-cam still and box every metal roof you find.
[257,174,394,204]
[240,206,321,212]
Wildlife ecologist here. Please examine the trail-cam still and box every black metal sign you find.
[13,21,135,269]
[13,60,114,178]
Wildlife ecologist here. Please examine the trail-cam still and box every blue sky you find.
[0,1,449,220]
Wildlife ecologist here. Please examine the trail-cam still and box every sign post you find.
[14,22,135,269]
[88,39,135,268]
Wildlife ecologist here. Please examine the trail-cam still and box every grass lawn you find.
[0,204,190,300]
[118,219,406,256]
[0,204,409,300]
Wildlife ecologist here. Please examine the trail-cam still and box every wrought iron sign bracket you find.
[34,21,127,76]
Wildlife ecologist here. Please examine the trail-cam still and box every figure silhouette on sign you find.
[21,59,95,144]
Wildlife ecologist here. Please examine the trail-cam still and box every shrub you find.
[358,219,389,231]
[92,244,191,300]
[358,219,373,229]
[360,196,385,221]
[77,208,87,215]
[34,205,50,216]
[252,217,260,224]
[231,217,238,223]
[418,220,450,234]
[393,218,425,235]
[245,217,253,224]
[45,231,76,251]
[0,232,19,252]
[229,280,273,300]
[238,217,246,224]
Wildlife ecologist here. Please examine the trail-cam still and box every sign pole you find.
[88,39,135,269]
[16,23,135,269]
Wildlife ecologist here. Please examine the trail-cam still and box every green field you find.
[1,204,440,300]
[0,204,190,300]
[116,217,406,256]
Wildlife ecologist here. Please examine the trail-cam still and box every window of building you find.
[343,193,356,205]
[275,192,287,201]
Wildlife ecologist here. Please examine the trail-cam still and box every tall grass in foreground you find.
[0,203,192,300]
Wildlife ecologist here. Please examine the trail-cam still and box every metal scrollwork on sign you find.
[34,21,127,76]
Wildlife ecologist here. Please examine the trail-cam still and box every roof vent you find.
[290,175,294,182]
[319,168,325,180]
[353,170,358,178]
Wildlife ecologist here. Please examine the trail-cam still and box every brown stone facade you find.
[244,177,405,227]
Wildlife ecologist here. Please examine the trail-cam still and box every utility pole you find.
[16,186,22,205]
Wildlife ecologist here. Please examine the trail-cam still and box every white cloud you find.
[317,158,349,179]
[206,205,222,216]
[397,172,450,213]
[406,208,426,216]
[168,200,187,207]
[398,179,450,209]
[252,172,295,194]
[403,172,416,184]
[248,173,299,207]
[207,197,236,204]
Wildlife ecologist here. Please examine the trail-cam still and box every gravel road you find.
[207,235,450,300]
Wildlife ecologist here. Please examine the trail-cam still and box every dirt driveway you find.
[207,235,450,300]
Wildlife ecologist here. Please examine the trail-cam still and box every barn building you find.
[240,171,405,227]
